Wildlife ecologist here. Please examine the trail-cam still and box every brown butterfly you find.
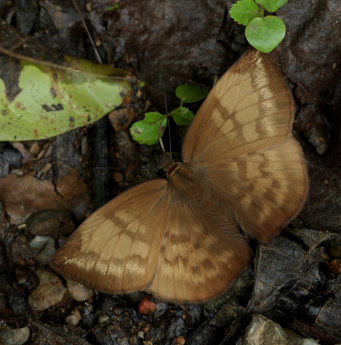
[52,49,309,303]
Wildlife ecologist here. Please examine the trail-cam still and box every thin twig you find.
[163,90,172,158]
[0,45,131,81]
[70,0,102,64]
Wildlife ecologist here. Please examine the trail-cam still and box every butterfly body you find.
[165,161,237,230]
[52,50,308,302]
[166,161,206,200]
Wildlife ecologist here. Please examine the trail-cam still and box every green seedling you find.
[175,84,210,104]
[130,112,167,145]
[229,0,288,53]
[130,84,209,146]
[105,3,120,11]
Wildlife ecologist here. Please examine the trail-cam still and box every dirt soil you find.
[0,0,340,345]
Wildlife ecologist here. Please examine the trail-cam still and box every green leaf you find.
[255,0,288,12]
[175,84,209,104]
[106,3,120,11]
[229,0,261,25]
[129,112,167,145]
[170,107,194,126]
[245,15,286,53]
[0,58,131,141]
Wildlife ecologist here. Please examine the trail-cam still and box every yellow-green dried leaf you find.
[0,59,131,141]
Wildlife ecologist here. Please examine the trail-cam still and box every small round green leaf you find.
[170,107,194,126]
[129,112,167,145]
[229,0,261,26]
[255,0,288,12]
[245,15,286,53]
[175,84,209,104]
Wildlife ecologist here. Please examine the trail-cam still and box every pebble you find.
[154,302,168,318]
[130,336,138,345]
[29,235,50,250]
[65,308,82,326]
[175,336,186,345]
[99,315,110,323]
[138,297,156,315]
[0,156,10,177]
[117,336,130,345]
[143,341,153,345]
[28,269,67,311]
[29,236,56,265]
[67,279,94,301]
[2,149,22,168]
[240,314,319,345]
[0,327,30,345]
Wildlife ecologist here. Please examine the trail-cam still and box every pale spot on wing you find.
[115,209,134,223]
[222,118,235,132]
[131,240,154,259]
[211,108,225,128]
[114,233,133,259]
[242,122,260,142]
[125,217,143,236]
[235,104,260,124]
[123,259,147,277]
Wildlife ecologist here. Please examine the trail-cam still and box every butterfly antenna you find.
[163,89,172,159]
[70,0,102,64]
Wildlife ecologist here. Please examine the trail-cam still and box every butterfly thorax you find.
[167,163,203,198]
[165,162,237,233]
[164,160,218,209]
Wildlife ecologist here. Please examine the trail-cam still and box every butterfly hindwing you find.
[147,190,251,302]
[52,179,168,293]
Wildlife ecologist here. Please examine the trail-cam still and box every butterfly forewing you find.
[182,49,295,162]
